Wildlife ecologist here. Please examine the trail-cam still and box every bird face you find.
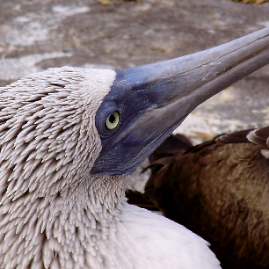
[92,27,269,175]
[1,28,269,201]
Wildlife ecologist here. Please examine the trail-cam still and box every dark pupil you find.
[109,114,116,123]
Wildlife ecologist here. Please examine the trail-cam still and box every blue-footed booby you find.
[127,127,269,269]
[1,27,269,269]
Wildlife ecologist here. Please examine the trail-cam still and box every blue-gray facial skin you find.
[91,27,269,175]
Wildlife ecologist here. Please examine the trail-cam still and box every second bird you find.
[127,126,269,269]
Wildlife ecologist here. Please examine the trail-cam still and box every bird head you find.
[92,27,269,175]
[1,27,269,201]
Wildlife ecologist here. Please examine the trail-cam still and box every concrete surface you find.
[1,0,269,191]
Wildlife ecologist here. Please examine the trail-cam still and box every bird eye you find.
[105,111,120,130]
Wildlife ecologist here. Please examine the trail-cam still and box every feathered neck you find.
[0,67,128,268]
[0,173,128,268]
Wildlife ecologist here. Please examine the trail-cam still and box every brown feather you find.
[247,126,269,148]
[127,129,269,269]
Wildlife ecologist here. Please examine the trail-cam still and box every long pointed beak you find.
[92,27,269,175]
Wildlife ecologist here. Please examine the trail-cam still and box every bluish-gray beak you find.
[92,27,269,175]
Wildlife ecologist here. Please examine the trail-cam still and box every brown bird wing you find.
[247,126,269,149]
[144,128,269,269]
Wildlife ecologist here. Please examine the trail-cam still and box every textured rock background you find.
[1,0,269,190]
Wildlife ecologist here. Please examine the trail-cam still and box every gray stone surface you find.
[1,0,269,191]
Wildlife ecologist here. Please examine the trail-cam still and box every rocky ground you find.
[1,0,269,190]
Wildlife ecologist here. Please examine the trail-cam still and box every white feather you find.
[0,67,221,268]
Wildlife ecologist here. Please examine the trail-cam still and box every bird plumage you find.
[1,27,269,268]
[0,67,122,268]
[129,127,269,269]
[0,67,220,269]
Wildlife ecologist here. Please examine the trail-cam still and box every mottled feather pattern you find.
[0,67,221,269]
[0,67,132,269]
[143,131,269,268]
